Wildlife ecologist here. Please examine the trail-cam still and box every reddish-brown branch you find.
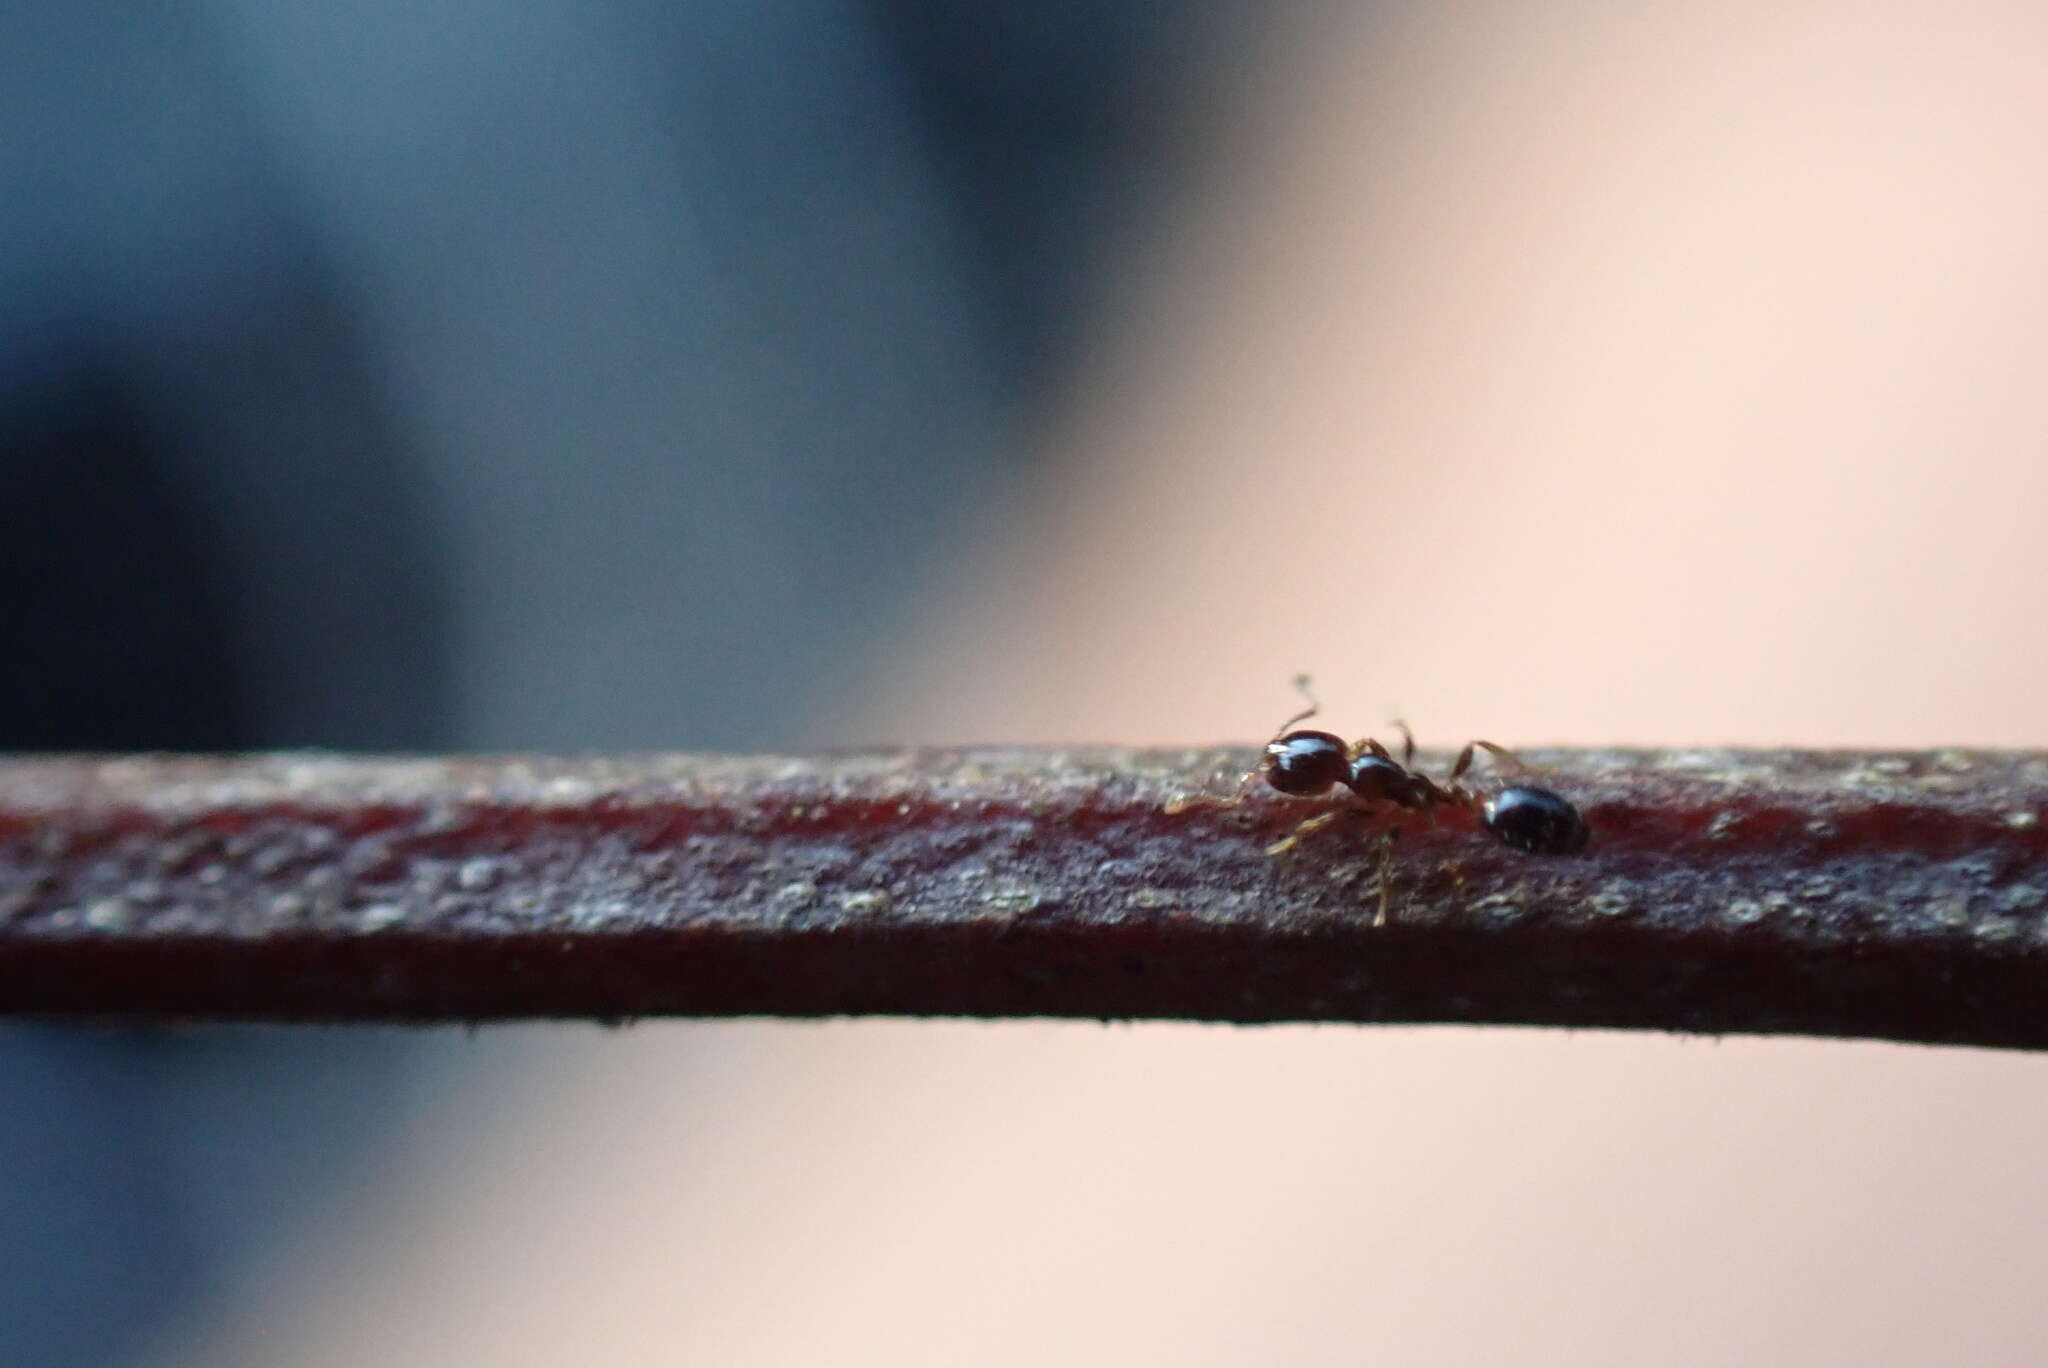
[3,747,2047,1045]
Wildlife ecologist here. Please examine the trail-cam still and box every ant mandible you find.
[1174,677,1590,859]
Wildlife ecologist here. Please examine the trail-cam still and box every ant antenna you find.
[1275,673,1322,734]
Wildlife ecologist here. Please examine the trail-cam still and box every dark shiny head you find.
[1264,730,1349,796]
[1482,786,1589,855]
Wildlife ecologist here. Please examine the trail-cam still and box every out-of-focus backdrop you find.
[8,2,2048,1364]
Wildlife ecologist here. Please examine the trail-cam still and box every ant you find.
[1171,679,1588,920]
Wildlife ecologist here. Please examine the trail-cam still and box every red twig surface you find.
[2,747,2047,1046]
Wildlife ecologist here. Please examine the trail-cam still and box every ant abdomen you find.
[1481,786,1590,855]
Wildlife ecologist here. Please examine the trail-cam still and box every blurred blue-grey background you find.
[0,5,1251,1363]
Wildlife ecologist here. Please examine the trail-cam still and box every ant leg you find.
[1373,827,1401,926]
[1448,739,1536,785]
[1166,766,1261,815]
[1350,736,1397,763]
[1389,719,1416,768]
[1266,808,1361,856]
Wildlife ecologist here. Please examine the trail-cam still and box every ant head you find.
[1264,730,1348,796]
[1481,786,1589,855]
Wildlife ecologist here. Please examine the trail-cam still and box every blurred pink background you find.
[159,2,2048,1363]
